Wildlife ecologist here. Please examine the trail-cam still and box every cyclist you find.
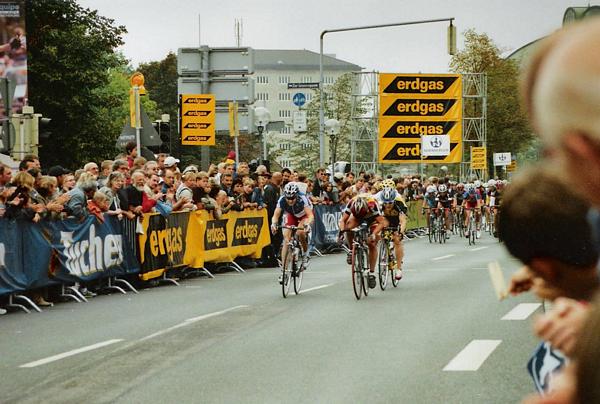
[377,186,407,281]
[422,185,438,229]
[339,194,388,289]
[271,183,314,280]
[436,184,452,236]
[463,183,482,238]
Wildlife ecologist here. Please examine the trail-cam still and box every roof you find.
[255,49,362,71]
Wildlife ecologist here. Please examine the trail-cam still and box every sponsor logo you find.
[383,99,457,117]
[148,226,184,262]
[232,217,263,246]
[382,121,457,138]
[382,76,458,94]
[322,211,342,233]
[0,242,5,267]
[59,225,124,276]
[183,110,211,117]
[183,135,211,142]
[184,122,211,130]
[205,220,228,249]
[382,142,459,161]
[183,97,212,104]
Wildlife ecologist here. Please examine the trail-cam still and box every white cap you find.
[164,156,180,168]
[182,165,198,174]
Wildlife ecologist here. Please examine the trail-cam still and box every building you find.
[253,49,361,169]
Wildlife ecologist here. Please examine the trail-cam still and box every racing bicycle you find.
[349,222,370,300]
[280,225,306,298]
[378,227,401,290]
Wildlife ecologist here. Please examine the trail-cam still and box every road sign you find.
[293,93,306,107]
[378,73,462,164]
[288,82,319,89]
[180,94,215,145]
[293,111,307,133]
[178,77,255,106]
[493,152,511,166]
[471,146,487,170]
[506,159,517,172]
[421,135,450,157]
[177,47,255,76]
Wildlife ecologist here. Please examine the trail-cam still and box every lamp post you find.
[254,106,271,161]
[319,18,456,167]
[324,118,340,170]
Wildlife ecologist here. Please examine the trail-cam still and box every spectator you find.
[0,163,11,191]
[126,171,157,215]
[60,173,76,194]
[193,172,216,213]
[163,156,180,173]
[160,168,176,194]
[22,154,41,170]
[143,161,159,178]
[281,168,292,187]
[87,191,110,223]
[98,160,113,187]
[48,165,70,192]
[207,163,218,178]
[125,141,137,168]
[36,176,69,220]
[65,173,97,221]
[312,167,325,197]
[156,153,168,172]
[345,171,355,183]
[220,173,234,197]
[99,171,134,220]
[176,171,196,209]
[4,171,39,222]
[239,178,264,210]
[132,157,146,171]
[83,162,99,179]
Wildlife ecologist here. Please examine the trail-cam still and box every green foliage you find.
[450,29,532,158]
[137,52,178,121]
[26,0,128,168]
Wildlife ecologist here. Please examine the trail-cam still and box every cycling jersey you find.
[437,193,452,209]
[424,193,437,208]
[455,191,465,206]
[277,194,311,218]
[380,196,407,227]
[464,191,481,208]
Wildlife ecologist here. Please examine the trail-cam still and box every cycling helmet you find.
[350,197,369,217]
[283,183,299,199]
[465,183,474,191]
[382,179,395,189]
[381,187,397,203]
[488,179,497,187]
[426,185,436,194]
[457,183,465,190]
[438,184,448,193]
[474,180,481,188]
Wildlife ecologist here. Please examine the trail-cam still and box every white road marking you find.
[300,284,333,294]
[502,303,542,321]
[20,339,124,368]
[443,340,502,371]
[432,254,455,261]
[139,305,248,341]
[469,246,489,252]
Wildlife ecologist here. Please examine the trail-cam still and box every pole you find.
[262,128,267,161]
[200,46,210,170]
[134,85,141,156]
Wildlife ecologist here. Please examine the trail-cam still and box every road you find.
[0,231,542,404]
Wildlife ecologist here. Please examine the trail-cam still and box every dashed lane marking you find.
[443,340,502,371]
[299,284,334,294]
[501,303,542,320]
[432,254,455,261]
[469,247,489,252]
[20,339,124,368]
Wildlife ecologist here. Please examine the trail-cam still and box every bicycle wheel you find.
[390,244,400,288]
[293,249,304,295]
[428,220,434,243]
[281,248,293,298]
[467,218,474,246]
[470,222,477,245]
[361,248,370,296]
[378,241,389,291]
[351,244,363,300]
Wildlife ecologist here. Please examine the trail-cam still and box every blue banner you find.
[312,204,342,249]
[44,215,139,283]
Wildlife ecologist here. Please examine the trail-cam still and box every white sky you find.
[78,0,580,72]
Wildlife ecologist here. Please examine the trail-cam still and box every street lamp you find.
[324,118,340,170]
[319,18,456,167]
[254,106,271,160]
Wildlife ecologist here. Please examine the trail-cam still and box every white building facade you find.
[253,49,361,169]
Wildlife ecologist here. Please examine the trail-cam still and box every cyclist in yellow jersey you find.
[376,185,407,281]
[339,194,388,289]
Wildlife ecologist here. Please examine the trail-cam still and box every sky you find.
[77,0,581,73]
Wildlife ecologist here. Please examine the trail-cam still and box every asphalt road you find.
[0,231,543,404]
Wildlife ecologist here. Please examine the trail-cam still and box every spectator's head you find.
[27,168,42,188]
[237,162,249,177]
[100,160,113,178]
[208,164,218,177]
[133,157,147,170]
[0,163,11,185]
[224,163,234,175]
[233,178,244,195]
[281,168,292,185]
[92,191,110,212]
[22,154,41,169]
[76,173,97,197]
[147,173,161,192]
[84,162,99,178]
[163,169,176,188]
[315,167,325,181]
[346,172,355,183]
[216,190,229,206]
[125,141,137,158]
[144,161,159,178]
[243,178,255,194]
[271,172,282,186]
[62,174,76,191]
[217,162,227,174]
[130,170,146,191]
[196,171,209,191]
[107,171,125,190]
[112,159,129,176]
[164,156,179,170]
[182,165,198,176]
[499,166,599,301]
[157,153,168,170]
[37,176,57,198]
[256,174,267,188]
[221,173,233,188]
[18,158,36,172]
[182,172,196,188]
[12,171,34,189]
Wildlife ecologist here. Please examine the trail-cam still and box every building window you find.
[301,76,313,83]
[256,76,269,84]
[306,93,313,101]
[281,126,291,134]
[301,143,311,150]
[279,143,291,151]
[278,110,291,118]
[324,76,335,84]
[256,92,269,101]
[278,75,290,84]
[278,92,291,101]
[280,159,291,168]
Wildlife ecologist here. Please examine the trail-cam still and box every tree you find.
[288,73,366,173]
[450,29,532,169]
[26,0,127,168]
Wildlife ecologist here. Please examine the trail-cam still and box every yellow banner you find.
[180,94,216,146]
[379,73,462,97]
[379,118,462,143]
[471,146,487,170]
[379,96,462,120]
[506,160,517,172]
[378,140,462,164]
[228,101,239,137]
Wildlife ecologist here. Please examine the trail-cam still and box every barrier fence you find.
[0,201,427,299]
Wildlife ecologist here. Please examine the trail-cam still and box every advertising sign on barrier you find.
[312,204,343,249]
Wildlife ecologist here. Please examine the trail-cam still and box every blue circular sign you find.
[293,93,306,107]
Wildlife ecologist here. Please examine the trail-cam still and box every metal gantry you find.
[459,73,487,181]
[350,71,379,174]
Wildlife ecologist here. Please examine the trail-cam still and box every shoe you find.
[278,275,283,284]
[302,254,310,269]
[368,273,376,289]
[394,269,403,281]
[278,272,288,285]
[34,297,54,307]
[0,307,6,315]
[476,230,481,238]
[80,288,97,298]
[346,253,352,265]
